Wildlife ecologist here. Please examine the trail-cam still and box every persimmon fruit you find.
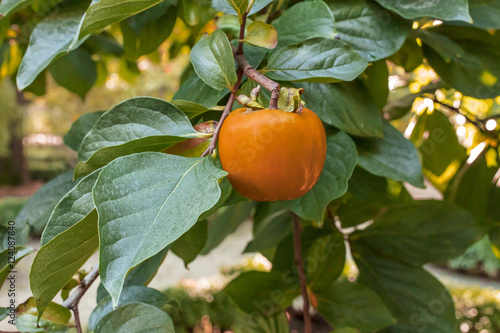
[219,107,326,202]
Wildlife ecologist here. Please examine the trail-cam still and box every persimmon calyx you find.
[278,87,305,113]
[236,84,266,110]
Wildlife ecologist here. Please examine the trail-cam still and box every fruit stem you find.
[292,212,313,333]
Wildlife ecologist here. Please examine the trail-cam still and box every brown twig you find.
[291,212,312,333]
[62,265,99,309]
[72,305,82,333]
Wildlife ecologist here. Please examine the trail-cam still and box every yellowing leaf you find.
[242,21,278,49]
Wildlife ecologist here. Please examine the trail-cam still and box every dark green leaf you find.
[351,200,485,266]
[283,131,357,223]
[0,247,32,289]
[75,97,204,178]
[171,220,208,267]
[389,37,423,73]
[233,311,290,333]
[31,210,98,318]
[89,286,170,332]
[64,111,105,151]
[327,0,411,62]
[296,81,383,138]
[41,170,100,245]
[171,100,211,119]
[49,47,97,98]
[263,38,368,82]
[211,0,272,16]
[93,153,227,306]
[467,0,500,29]
[16,170,77,232]
[374,0,471,22]
[244,206,292,253]
[173,70,229,108]
[16,0,90,90]
[356,121,424,188]
[94,302,174,333]
[224,271,300,316]
[317,281,396,332]
[273,1,337,47]
[0,307,8,320]
[353,251,458,333]
[361,60,389,110]
[190,30,237,90]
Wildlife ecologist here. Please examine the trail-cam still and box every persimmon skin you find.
[219,107,326,202]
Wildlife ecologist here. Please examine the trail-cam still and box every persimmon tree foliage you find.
[1,0,500,332]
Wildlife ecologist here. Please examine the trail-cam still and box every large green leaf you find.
[467,0,500,29]
[201,201,254,254]
[171,220,208,267]
[283,132,357,223]
[317,281,396,332]
[89,286,170,332]
[170,100,211,119]
[419,26,500,99]
[173,70,229,108]
[75,97,204,178]
[263,38,367,82]
[295,81,383,138]
[16,170,77,232]
[41,170,100,245]
[190,29,237,90]
[16,0,90,90]
[49,47,97,98]
[30,210,98,318]
[374,0,471,22]
[233,311,290,333]
[351,200,485,266]
[356,121,424,188]
[94,302,174,333]
[272,1,337,47]
[93,153,227,306]
[63,111,105,151]
[326,0,411,62]
[224,271,300,316]
[353,251,458,333]
[16,298,71,333]
[77,0,163,38]
[244,206,292,253]
[0,0,34,16]
[211,0,272,16]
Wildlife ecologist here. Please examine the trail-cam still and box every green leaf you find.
[374,0,472,22]
[16,170,77,232]
[30,210,98,318]
[361,60,389,110]
[173,70,229,108]
[49,47,96,98]
[263,38,368,82]
[351,200,485,266]
[326,0,411,62]
[353,251,458,333]
[317,281,396,332]
[0,307,8,320]
[201,201,254,254]
[77,0,163,39]
[93,153,227,306]
[356,121,424,188]
[273,1,337,47]
[0,247,32,289]
[89,286,170,332]
[171,100,211,119]
[0,0,34,16]
[41,170,100,245]
[283,132,357,223]
[171,220,208,267]
[306,230,346,291]
[16,298,71,333]
[233,311,290,333]
[242,21,277,49]
[467,0,500,29]
[224,271,300,316]
[212,0,272,16]
[419,26,500,99]
[75,97,203,178]
[244,207,292,253]
[388,37,423,73]
[64,111,105,151]
[96,247,169,302]
[190,30,237,90]
[94,302,174,333]
[16,0,90,90]
[296,81,383,138]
